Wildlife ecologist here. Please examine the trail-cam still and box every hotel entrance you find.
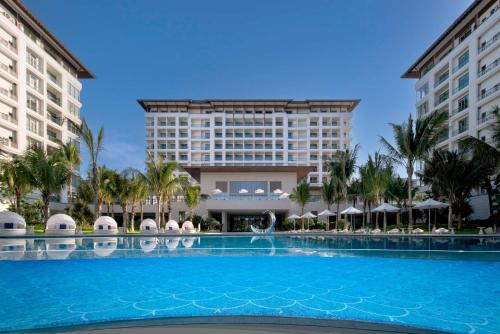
[228,213,267,232]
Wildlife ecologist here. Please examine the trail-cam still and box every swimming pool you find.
[0,235,499,333]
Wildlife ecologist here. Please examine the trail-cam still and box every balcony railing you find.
[479,84,500,100]
[478,32,500,53]
[479,113,496,124]
[0,112,16,124]
[210,193,287,201]
[478,58,499,77]
[452,126,468,137]
[451,105,468,116]
[434,73,449,87]
[0,62,15,76]
[0,87,16,100]
[452,84,468,95]
[0,37,16,53]
[452,59,468,74]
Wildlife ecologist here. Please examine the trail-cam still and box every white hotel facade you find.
[403,0,499,219]
[0,0,93,160]
[139,99,359,231]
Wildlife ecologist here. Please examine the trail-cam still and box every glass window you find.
[67,83,80,101]
[26,93,41,114]
[229,181,267,194]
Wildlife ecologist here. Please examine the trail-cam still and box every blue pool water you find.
[0,235,499,333]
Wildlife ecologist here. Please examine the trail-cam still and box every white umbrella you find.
[301,212,316,231]
[255,188,265,194]
[340,206,362,231]
[273,189,283,194]
[288,214,301,231]
[211,188,222,195]
[414,199,449,232]
[373,203,400,232]
[238,189,249,194]
[318,209,336,231]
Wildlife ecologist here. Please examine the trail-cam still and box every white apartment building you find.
[139,99,359,231]
[403,0,499,219]
[0,0,93,159]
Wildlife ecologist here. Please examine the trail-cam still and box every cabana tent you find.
[165,220,180,233]
[45,214,76,235]
[182,221,196,233]
[93,238,118,257]
[94,216,118,234]
[0,211,26,236]
[140,219,158,234]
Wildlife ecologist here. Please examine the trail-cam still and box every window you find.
[68,102,80,117]
[458,118,468,132]
[67,83,80,101]
[26,71,41,92]
[270,181,282,192]
[26,93,41,114]
[457,95,468,112]
[215,181,228,192]
[458,51,469,68]
[26,50,42,72]
[457,73,469,90]
[67,120,79,135]
[417,83,429,100]
[26,116,41,135]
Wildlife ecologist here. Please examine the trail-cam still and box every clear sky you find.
[25,0,471,174]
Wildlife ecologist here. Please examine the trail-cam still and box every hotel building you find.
[139,99,359,231]
[403,0,499,218]
[0,0,93,159]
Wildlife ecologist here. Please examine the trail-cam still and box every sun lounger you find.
[434,228,449,234]
[387,228,399,234]
[412,228,425,234]
[371,228,382,234]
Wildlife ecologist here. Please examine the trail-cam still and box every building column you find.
[221,211,228,232]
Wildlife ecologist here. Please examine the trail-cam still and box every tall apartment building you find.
[0,0,93,159]
[139,99,359,231]
[403,0,499,218]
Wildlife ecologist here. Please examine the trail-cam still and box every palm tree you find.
[115,171,132,232]
[129,172,149,228]
[290,180,310,230]
[80,119,104,218]
[386,176,407,228]
[97,167,116,217]
[0,156,31,213]
[328,144,360,221]
[58,140,81,203]
[422,150,487,229]
[25,147,70,222]
[358,165,375,228]
[144,154,183,229]
[184,184,200,220]
[379,112,448,229]
[321,178,336,230]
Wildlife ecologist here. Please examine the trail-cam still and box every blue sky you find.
[26,0,471,174]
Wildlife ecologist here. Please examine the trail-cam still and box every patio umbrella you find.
[301,212,317,230]
[238,189,249,194]
[318,209,336,231]
[288,214,301,231]
[372,203,400,232]
[340,206,362,231]
[414,199,449,232]
[255,188,265,194]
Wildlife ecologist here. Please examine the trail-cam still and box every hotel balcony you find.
[479,84,499,101]
[478,32,500,54]
[478,58,499,78]
[451,126,469,137]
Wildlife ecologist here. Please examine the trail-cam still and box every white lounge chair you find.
[412,228,425,234]
[371,228,382,234]
[484,227,494,234]
[387,228,400,234]
[354,228,367,234]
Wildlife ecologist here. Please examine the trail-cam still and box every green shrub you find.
[206,217,220,231]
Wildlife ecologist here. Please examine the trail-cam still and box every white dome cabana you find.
[0,211,26,236]
[139,219,158,234]
[165,220,180,233]
[45,214,76,235]
[181,221,196,233]
[165,237,181,250]
[94,216,118,234]
[182,237,196,248]
[93,238,118,257]
[45,238,76,260]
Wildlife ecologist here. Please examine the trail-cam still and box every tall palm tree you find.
[386,176,407,228]
[290,180,310,230]
[115,171,132,232]
[379,112,448,229]
[422,150,487,229]
[184,184,200,220]
[321,178,336,230]
[129,171,149,227]
[328,144,360,220]
[0,156,31,213]
[80,119,104,218]
[25,147,70,222]
[358,164,375,228]
[58,140,81,203]
[144,153,182,229]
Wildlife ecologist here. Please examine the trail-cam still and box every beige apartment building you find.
[139,99,360,231]
[403,0,499,219]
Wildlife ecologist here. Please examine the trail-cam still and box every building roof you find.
[402,0,492,79]
[183,165,315,182]
[138,99,361,112]
[3,0,94,79]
